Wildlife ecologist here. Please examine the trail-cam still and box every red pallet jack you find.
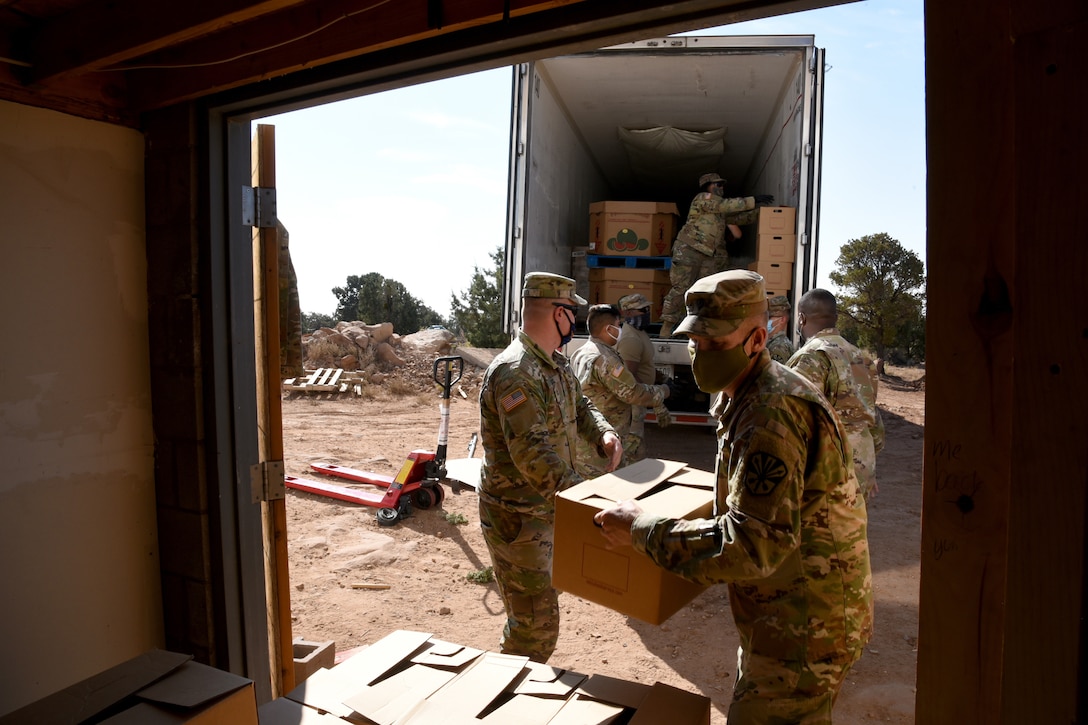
[285,356,466,526]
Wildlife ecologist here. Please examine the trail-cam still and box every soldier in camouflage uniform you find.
[479,272,622,663]
[766,294,797,364]
[570,304,671,477]
[596,270,873,723]
[658,172,772,337]
[614,293,667,461]
[788,289,886,501]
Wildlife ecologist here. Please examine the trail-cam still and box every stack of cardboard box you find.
[260,627,712,725]
[586,201,678,320]
[748,206,797,299]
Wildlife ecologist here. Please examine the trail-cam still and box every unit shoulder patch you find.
[744,450,788,496]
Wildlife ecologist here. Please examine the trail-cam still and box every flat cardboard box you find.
[748,260,794,290]
[276,629,709,725]
[755,233,797,262]
[0,650,257,725]
[589,201,678,257]
[587,268,670,321]
[553,459,716,624]
[756,206,797,235]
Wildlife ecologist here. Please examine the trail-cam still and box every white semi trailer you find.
[503,35,826,424]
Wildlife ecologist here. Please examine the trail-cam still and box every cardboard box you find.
[0,650,257,725]
[755,233,797,263]
[589,201,678,257]
[268,629,711,725]
[756,206,796,235]
[553,459,716,624]
[587,268,670,321]
[748,260,794,290]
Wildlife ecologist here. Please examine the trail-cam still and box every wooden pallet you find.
[283,368,365,395]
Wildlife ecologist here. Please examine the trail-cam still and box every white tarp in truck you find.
[503,35,825,425]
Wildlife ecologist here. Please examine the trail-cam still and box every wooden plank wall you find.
[918,0,1086,721]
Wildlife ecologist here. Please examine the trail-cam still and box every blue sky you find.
[262,0,925,318]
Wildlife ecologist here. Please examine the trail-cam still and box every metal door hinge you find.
[251,460,285,502]
[242,186,278,228]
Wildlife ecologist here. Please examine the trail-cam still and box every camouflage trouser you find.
[728,648,861,724]
[850,432,878,500]
[478,500,559,663]
[623,406,647,464]
[659,243,724,326]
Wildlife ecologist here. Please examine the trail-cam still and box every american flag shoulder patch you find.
[501,387,528,412]
[610,363,625,378]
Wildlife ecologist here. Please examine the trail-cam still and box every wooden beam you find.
[120,0,560,111]
[27,0,306,83]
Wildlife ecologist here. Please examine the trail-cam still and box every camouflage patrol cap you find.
[767,294,791,316]
[522,271,587,305]
[698,172,726,188]
[674,270,768,337]
[617,292,651,311]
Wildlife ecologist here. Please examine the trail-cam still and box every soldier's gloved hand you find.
[754,194,775,206]
[654,404,672,428]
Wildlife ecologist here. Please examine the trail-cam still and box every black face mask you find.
[554,304,577,346]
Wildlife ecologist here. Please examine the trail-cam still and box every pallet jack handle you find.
[426,356,463,481]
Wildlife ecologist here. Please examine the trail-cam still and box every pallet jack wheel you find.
[376,507,400,526]
[412,487,437,510]
[433,482,446,505]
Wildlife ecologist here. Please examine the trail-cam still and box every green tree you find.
[301,311,336,332]
[829,232,925,362]
[450,246,508,347]
[331,273,445,332]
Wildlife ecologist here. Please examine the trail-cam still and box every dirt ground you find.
[281,351,924,724]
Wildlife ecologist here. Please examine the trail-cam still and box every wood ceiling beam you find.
[27,0,307,84]
[122,0,566,111]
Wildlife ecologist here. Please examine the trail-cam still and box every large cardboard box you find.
[755,233,797,263]
[554,459,716,625]
[0,650,257,725]
[748,260,794,290]
[756,206,796,235]
[587,268,670,321]
[270,629,710,725]
[589,201,678,257]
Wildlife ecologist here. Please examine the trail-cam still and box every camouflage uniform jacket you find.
[788,329,885,446]
[569,338,667,475]
[674,192,759,257]
[630,352,873,663]
[479,331,615,515]
[766,331,796,364]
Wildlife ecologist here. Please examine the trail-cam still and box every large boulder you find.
[376,342,406,367]
[400,329,455,357]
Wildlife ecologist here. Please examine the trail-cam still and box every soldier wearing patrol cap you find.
[614,292,671,461]
[596,270,873,722]
[766,293,797,363]
[657,173,775,338]
[569,304,671,477]
[788,288,885,501]
[478,271,621,663]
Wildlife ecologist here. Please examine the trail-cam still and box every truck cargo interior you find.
[507,36,823,423]
[0,0,1082,723]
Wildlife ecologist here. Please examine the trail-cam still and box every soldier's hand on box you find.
[754,194,775,206]
[594,500,643,549]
